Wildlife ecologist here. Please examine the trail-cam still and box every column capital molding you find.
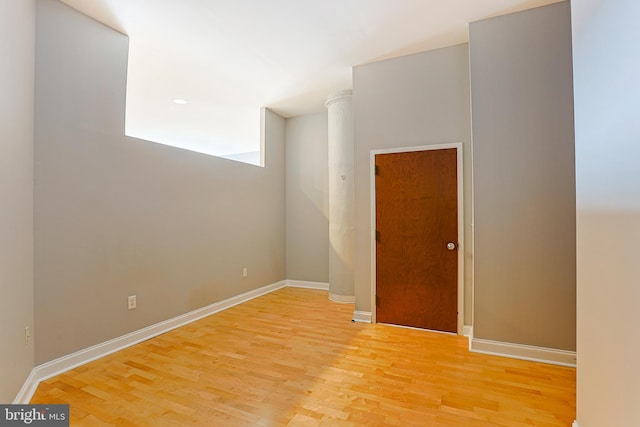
[325,90,353,108]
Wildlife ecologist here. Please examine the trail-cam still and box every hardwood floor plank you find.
[31,287,575,426]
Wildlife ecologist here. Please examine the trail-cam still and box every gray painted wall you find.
[352,44,473,321]
[34,0,285,364]
[573,0,640,424]
[285,113,329,283]
[0,0,35,403]
[470,2,575,350]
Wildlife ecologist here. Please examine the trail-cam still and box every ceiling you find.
[59,0,562,160]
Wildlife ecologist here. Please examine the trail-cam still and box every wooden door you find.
[375,148,458,333]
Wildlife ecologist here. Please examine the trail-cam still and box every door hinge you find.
[375,294,381,307]
[374,164,380,176]
[375,230,380,242]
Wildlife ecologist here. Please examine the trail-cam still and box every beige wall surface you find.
[34,0,285,364]
[352,44,473,320]
[285,113,329,283]
[576,213,640,426]
[470,2,576,351]
[573,0,640,424]
[0,0,35,403]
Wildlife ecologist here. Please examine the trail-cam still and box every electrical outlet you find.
[128,295,137,310]
[242,267,248,278]
[25,327,30,346]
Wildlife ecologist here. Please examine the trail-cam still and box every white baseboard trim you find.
[15,280,297,404]
[470,337,576,367]
[463,325,473,350]
[352,310,372,323]
[328,292,355,303]
[286,280,329,290]
[572,421,580,427]
[13,368,39,404]
[462,325,473,338]
[285,281,352,302]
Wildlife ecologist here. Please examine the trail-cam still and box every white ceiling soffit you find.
[58,0,562,160]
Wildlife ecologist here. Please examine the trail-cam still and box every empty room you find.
[2,0,638,426]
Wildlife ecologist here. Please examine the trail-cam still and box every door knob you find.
[447,242,456,251]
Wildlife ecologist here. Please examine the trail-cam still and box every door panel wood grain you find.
[375,148,458,332]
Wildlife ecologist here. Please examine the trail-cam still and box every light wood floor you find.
[31,287,575,426]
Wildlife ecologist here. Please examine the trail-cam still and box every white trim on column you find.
[470,337,577,367]
[329,293,356,303]
[286,280,329,290]
[572,421,580,427]
[369,143,465,333]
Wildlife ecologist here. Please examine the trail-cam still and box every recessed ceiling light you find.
[173,98,187,105]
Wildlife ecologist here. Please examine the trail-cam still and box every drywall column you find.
[573,1,640,425]
[326,90,355,302]
[470,2,575,352]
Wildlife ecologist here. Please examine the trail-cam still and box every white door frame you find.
[369,142,464,334]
